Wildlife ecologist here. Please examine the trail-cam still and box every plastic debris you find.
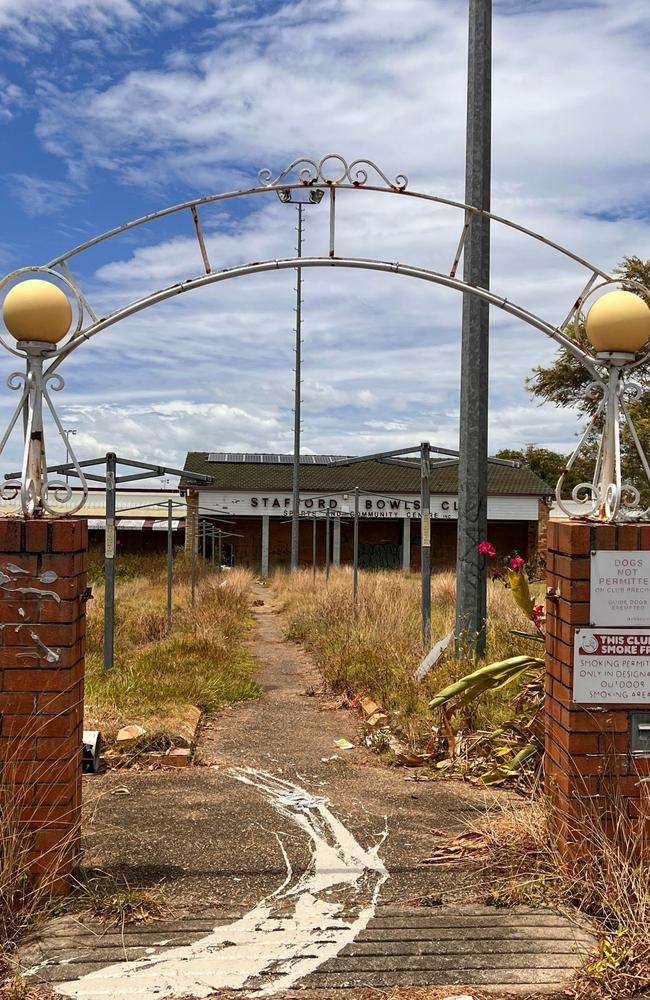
[334,739,354,750]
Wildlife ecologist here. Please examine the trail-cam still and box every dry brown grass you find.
[85,553,259,741]
[272,567,542,746]
[472,781,650,999]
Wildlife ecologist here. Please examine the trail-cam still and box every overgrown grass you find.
[85,550,259,741]
[473,781,650,999]
[272,567,542,747]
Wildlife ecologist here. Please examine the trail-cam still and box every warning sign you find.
[590,550,650,626]
[573,627,650,704]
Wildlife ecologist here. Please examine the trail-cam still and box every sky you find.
[1,0,649,482]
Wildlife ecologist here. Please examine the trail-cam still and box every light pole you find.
[456,0,492,656]
[276,187,324,571]
[0,276,88,515]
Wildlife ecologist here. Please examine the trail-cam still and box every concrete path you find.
[20,583,594,997]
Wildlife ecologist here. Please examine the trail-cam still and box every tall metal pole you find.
[217,528,222,573]
[420,441,431,651]
[211,523,216,570]
[325,507,330,580]
[167,498,173,631]
[312,514,317,580]
[456,0,492,656]
[191,512,196,608]
[290,204,304,570]
[353,487,359,601]
[103,451,117,672]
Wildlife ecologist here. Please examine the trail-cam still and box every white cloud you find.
[1,0,649,472]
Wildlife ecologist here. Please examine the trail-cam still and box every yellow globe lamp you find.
[585,289,650,355]
[2,279,72,345]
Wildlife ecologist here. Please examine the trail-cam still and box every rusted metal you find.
[190,205,212,274]
[449,214,471,278]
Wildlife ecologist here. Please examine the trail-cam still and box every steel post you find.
[290,204,303,570]
[325,507,330,580]
[191,512,196,607]
[312,515,317,580]
[353,487,359,601]
[217,528,222,573]
[421,442,431,651]
[103,451,117,671]
[456,0,492,656]
[211,523,216,569]
[167,498,173,631]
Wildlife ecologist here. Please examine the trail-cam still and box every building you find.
[0,488,186,553]
[181,452,552,573]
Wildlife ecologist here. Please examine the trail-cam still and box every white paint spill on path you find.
[53,768,388,1000]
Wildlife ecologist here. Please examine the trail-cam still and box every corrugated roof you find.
[181,452,552,496]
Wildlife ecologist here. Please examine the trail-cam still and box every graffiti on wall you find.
[358,542,403,570]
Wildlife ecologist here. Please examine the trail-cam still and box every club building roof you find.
[181,452,552,497]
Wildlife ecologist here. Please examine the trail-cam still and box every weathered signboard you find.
[573,627,650,704]
[590,550,650,626]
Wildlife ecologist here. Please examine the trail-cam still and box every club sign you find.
[573,628,650,704]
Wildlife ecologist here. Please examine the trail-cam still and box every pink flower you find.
[478,541,496,557]
[509,556,525,571]
[531,604,545,627]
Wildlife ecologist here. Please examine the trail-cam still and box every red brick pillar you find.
[0,518,87,891]
[545,519,650,854]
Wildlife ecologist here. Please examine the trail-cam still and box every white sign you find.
[573,627,650,704]
[590,550,650,626]
[198,490,539,521]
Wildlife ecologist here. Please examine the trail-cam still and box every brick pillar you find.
[545,519,650,854]
[0,518,87,891]
[184,490,199,553]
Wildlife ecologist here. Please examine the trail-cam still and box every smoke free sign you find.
[590,550,650,626]
[573,628,650,704]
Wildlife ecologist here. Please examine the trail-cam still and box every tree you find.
[495,444,593,495]
[527,257,650,498]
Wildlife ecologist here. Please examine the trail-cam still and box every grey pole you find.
[167,498,173,631]
[217,528,222,573]
[353,487,359,601]
[456,0,492,656]
[201,518,206,572]
[211,523,216,570]
[325,507,330,580]
[312,514,317,580]
[290,204,304,570]
[420,441,431,651]
[191,512,196,608]
[103,451,117,672]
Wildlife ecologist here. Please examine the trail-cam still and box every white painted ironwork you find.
[0,154,647,521]
[554,278,650,523]
[0,268,89,516]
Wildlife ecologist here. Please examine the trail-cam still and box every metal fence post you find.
[103,451,117,671]
[312,515,317,580]
[325,508,330,580]
[191,512,196,608]
[217,528,222,573]
[167,498,173,631]
[420,441,431,651]
[353,487,359,601]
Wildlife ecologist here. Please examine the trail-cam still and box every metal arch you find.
[46,255,605,379]
[43,180,611,288]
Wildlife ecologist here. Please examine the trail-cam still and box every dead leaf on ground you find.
[421,831,489,866]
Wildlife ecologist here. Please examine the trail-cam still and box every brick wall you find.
[0,518,87,890]
[545,519,650,852]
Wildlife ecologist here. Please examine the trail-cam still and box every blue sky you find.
[1,0,649,479]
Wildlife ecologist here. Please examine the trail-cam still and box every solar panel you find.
[207,452,352,465]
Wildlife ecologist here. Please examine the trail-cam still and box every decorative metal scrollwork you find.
[0,273,89,517]
[258,153,408,191]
